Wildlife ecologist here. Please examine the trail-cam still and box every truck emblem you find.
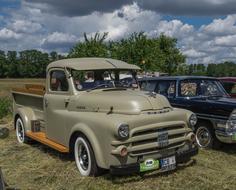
[157,131,169,147]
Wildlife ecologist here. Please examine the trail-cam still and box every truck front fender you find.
[69,124,108,169]
[14,107,37,131]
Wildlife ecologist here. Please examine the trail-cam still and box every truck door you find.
[44,69,70,145]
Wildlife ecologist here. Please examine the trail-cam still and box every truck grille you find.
[128,122,190,157]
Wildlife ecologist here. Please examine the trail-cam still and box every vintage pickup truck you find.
[12,58,198,176]
[139,76,236,148]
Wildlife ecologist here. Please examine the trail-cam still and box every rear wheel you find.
[74,135,101,176]
[195,122,221,149]
[15,117,29,144]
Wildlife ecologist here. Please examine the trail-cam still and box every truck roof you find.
[47,58,141,71]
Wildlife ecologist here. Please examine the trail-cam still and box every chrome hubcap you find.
[196,127,211,147]
[78,143,89,171]
[17,120,24,142]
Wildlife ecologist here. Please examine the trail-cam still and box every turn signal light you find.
[187,132,196,143]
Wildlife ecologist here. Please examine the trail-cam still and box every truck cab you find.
[12,58,198,176]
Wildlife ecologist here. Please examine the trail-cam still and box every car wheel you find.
[15,117,29,144]
[74,135,100,176]
[195,122,221,149]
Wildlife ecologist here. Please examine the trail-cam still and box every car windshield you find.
[180,79,228,98]
[71,69,138,91]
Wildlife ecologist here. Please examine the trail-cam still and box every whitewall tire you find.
[74,135,100,176]
[15,117,29,143]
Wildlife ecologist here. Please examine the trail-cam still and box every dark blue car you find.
[139,76,236,148]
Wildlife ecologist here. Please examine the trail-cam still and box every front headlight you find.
[226,110,236,133]
[118,124,129,139]
[189,114,197,128]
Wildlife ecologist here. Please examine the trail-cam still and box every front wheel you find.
[74,135,101,176]
[195,122,221,149]
[15,117,29,144]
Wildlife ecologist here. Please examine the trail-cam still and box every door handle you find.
[64,97,70,103]
[64,97,70,107]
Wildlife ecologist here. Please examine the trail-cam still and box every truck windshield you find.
[180,79,228,98]
[71,69,138,91]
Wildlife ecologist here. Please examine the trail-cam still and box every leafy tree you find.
[69,32,109,58]
[0,50,6,78]
[6,51,18,77]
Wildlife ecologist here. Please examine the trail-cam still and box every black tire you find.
[15,117,30,144]
[74,134,101,176]
[195,121,221,149]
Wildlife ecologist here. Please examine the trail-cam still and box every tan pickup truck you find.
[12,58,198,176]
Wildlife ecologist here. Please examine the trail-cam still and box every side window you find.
[232,84,236,94]
[50,70,69,92]
[180,80,198,97]
[140,81,157,92]
[222,82,236,94]
[156,81,176,97]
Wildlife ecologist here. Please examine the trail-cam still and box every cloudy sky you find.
[1,0,236,64]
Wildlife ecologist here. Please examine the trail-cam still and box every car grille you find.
[128,122,190,157]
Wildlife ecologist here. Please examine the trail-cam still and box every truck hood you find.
[75,89,171,115]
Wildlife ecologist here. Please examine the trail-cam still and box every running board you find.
[26,131,69,153]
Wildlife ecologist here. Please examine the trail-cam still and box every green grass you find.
[0,122,236,190]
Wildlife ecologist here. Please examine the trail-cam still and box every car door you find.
[44,69,71,145]
[174,79,204,113]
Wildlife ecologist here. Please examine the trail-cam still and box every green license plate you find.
[140,158,159,172]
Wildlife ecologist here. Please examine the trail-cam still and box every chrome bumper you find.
[215,123,236,144]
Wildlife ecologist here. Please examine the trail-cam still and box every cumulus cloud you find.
[11,20,42,33]
[24,0,236,16]
[200,15,236,36]
[24,0,133,17]
[215,34,236,46]
[41,32,78,51]
[0,28,21,41]
[1,1,236,64]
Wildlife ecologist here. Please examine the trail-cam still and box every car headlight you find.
[118,124,129,139]
[189,114,197,129]
[226,110,236,133]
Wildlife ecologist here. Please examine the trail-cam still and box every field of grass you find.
[0,79,236,190]
[1,121,236,190]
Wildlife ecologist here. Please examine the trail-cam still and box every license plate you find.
[140,158,159,172]
[160,156,176,171]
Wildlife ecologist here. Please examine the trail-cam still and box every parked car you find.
[219,77,236,98]
[139,76,236,148]
[12,58,198,176]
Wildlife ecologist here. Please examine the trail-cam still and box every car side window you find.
[140,81,157,92]
[180,80,198,97]
[156,81,176,97]
[222,82,236,94]
[50,70,69,92]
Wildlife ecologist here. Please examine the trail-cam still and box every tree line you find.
[0,32,235,78]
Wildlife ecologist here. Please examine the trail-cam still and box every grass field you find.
[1,122,236,190]
[0,79,236,190]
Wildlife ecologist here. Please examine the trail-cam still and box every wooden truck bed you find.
[12,84,45,96]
